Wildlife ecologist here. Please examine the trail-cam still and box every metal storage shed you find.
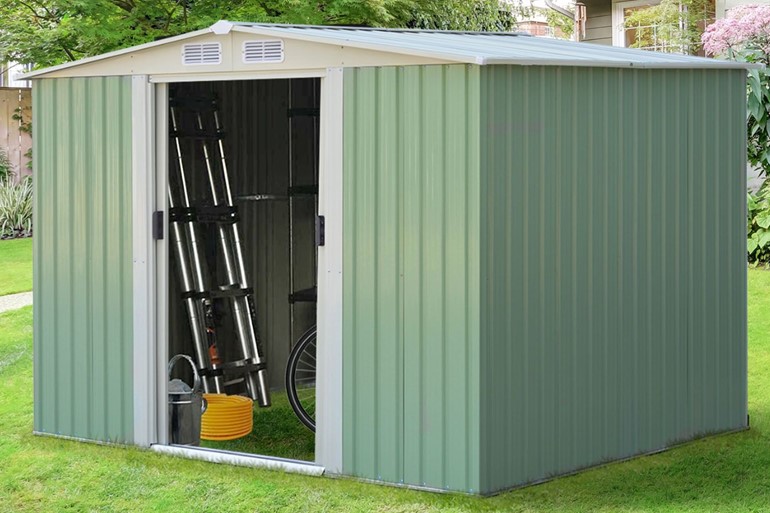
[23,22,751,495]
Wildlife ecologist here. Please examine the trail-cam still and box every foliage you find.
[748,180,770,264]
[0,148,13,184]
[701,4,770,55]
[404,0,518,31]
[0,238,32,295]
[702,5,770,177]
[0,177,33,239]
[11,106,32,170]
[622,0,714,54]
[544,6,574,39]
[0,0,521,68]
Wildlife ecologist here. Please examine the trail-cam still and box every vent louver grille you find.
[242,40,284,63]
[182,43,222,65]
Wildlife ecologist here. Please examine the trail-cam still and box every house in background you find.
[513,0,573,39]
[1,62,31,89]
[582,0,770,48]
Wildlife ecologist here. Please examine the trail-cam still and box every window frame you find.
[612,0,663,47]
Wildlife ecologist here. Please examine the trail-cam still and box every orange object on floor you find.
[201,394,253,441]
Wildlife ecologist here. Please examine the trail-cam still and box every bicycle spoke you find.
[286,325,318,432]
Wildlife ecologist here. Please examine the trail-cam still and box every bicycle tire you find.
[286,325,317,432]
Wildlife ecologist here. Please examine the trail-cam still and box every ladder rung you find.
[222,377,245,387]
[196,205,239,224]
[209,287,254,300]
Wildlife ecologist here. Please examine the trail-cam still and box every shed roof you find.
[21,20,757,79]
[229,22,755,68]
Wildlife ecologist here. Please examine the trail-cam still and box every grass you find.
[0,237,32,295]
[201,392,315,461]
[0,272,769,511]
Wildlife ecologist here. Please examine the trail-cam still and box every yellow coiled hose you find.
[201,394,253,441]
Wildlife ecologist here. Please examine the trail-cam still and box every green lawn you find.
[201,392,315,461]
[0,238,32,296]
[1,272,770,512]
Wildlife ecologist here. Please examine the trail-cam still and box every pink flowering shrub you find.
[702,4,770,182]
[701,4,770,56]
[704,6,770,262]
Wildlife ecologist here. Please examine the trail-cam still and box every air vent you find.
[242,40,284,63]
[182,43,222,65]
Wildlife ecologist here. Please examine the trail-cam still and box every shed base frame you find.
[33,426,750,495]
[32,430,133,448]
[150,444,325,476]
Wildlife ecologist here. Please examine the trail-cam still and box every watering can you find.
[168,354,207,446]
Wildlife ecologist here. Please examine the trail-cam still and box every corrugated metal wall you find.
[479,66,747,494]
[33,77,134,443]
[342,65,482,492]
[167,79,318,389]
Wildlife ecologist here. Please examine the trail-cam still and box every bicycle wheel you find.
[286,325,316,432]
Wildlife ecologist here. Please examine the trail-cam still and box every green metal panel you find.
[33,77,134,443]
[687,69,748,437]
[478,66,747,494]
[342,64,482,492]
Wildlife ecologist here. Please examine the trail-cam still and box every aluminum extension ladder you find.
[167,93,270,408]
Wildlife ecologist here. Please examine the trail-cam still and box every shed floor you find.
[200,391,314,462]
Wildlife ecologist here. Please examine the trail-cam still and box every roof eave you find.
[18,26,216,80]
[482,57,763,69]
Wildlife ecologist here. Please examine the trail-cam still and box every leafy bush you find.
[702,6,770,262]
[748,180,770,264]
[0,177,32,239]
[0,148,13,184]
[702,5,770,176]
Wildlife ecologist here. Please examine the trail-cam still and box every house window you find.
[613,0,670,50]
[0,62,32,88]
[612,0,713,55]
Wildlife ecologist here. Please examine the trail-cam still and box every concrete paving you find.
[0,291,32,314]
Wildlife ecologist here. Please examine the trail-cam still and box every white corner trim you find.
[154,83,170,446]
[315,67,344,474]
[132,75,157,447]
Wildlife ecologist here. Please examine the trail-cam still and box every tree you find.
[544,7,574,40]
[0,0,521,69]
[402,0,517,32]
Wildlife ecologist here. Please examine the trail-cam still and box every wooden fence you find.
[0,87,32,183]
